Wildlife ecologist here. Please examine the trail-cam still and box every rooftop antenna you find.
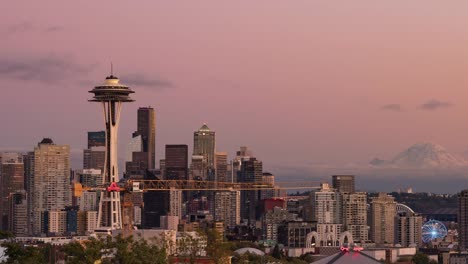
[111,62,114,76]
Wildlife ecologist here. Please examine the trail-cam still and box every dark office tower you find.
[238,157,263,225]
[459,190,468,251]
[332,175,355,193]
[193,124,216,168]
[8,190,28,236]
[0,153,24,231]
[136,107,156,170]
[87,131,105,148]
[165,145,188,180]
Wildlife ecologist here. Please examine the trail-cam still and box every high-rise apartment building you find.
[193,124,215,168]
[31,138,71,235]
[0,153,24,230]
[459,190,468,251]
[370,193,396,245]
[332,175,355,193]
[311,183,341,224]
[396,212,422,247]
[341,192,368,242]
[165,145,188,180]
[214,190,240,229]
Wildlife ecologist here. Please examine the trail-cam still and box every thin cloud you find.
[6,22,34,34]
[6,22,64,35]
[420,100,454,110]
[122,73,173,90]
[0,54,94,84]
[44,26,64,33]
[381,104,402,112]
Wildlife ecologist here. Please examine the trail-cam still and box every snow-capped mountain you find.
[370,142,468,168]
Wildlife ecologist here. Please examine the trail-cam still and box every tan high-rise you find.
[370,193,396,244]
[31,138,71,235]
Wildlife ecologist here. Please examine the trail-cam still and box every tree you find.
[412,252,430,264]
[1,242,48,264]
[272,244,282,259]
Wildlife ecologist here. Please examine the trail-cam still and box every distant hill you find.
[370,142,468,168]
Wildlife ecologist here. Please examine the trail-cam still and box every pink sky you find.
[1,1,468,170]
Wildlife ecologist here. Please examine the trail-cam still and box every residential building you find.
[370,193,396,245]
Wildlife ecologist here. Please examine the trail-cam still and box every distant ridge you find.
[370,142,468,168]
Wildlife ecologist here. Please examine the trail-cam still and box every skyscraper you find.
[193,124,215,168]
[165,145,188,180]
[311,183,341,224]
[89,74,134,231]
[459,190,468,250]
[215,152,228,182]
[87,131,106,148]
[332,175,355,193]
[126,107,156,177]
[136,107,156,170]
[370,193,396,245]
[31,138,71,235]
[238,157,263,224]
[0,153,24,231]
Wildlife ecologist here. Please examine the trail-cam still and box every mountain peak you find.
[371,142,468,168]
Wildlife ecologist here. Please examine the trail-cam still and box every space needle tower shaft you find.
[89,74,134,231]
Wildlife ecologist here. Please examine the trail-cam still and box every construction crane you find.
[73,180,321,197]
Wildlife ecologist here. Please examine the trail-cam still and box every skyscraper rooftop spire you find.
[199,123,210,132]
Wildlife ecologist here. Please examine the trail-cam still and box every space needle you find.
[89,72,134,233]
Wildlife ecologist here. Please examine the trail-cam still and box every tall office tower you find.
[83,147,105,171]
[31,138,71,235]
[231,146,253,182]
[370,193,396,245]
[214,190,240,229]
[125,135,142,163]
[143,191,169,228]
[190,155,207,180]
[215,152,228,182]
[83,131,106,172]
[136,107,156,169]
[193,124,215,168]
[341,192,368,242]
[0,153,24,230]
[87,131,106,148]
[459,190,468,250]
[8,190,28,236]
[89,74,134,232]
[396,211,422,247]
[238,157,263,224]
[311,183,341,224]
[332,175,355,193]
[165,145,188,180]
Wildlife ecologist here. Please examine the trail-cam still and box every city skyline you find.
[2,1,468,174]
